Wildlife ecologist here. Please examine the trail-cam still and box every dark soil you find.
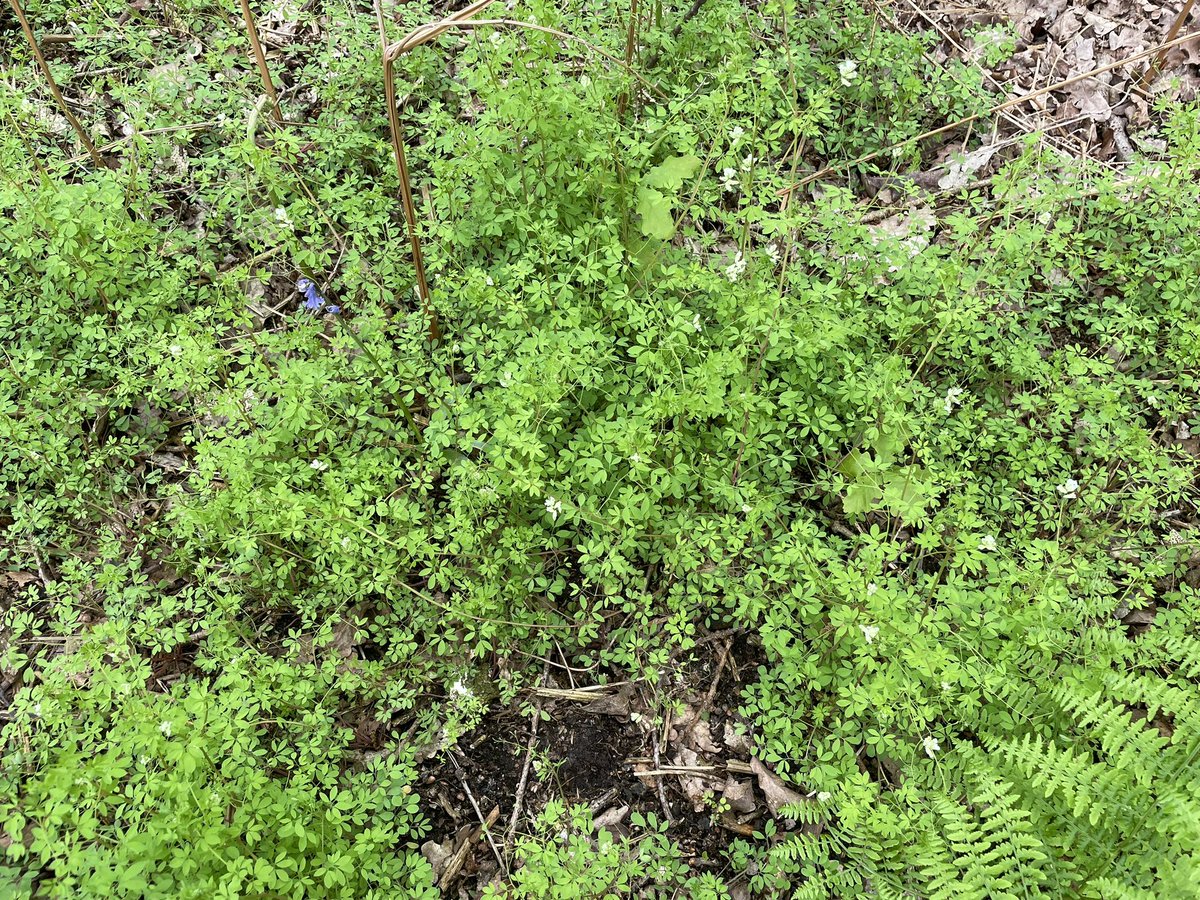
[416,631,770,894]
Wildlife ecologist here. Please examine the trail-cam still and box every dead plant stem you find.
[238,0,283,125]
[1141,0,1197,88]
[379,2,664,344]
[8,0,102,166]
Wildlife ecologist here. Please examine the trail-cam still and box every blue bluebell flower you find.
[297,277,341,315]
[297,277,325,311]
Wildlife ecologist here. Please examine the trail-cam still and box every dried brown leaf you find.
[722,777,757,814]
[750,757,807,819]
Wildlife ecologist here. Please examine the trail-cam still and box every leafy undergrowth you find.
[2,0,1200,897]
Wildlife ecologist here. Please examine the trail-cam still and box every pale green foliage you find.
[485,802,729,899]
[2,0,1200,897]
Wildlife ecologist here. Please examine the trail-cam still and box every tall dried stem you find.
[377,0,497,343]
[8,0,102,166]
[1140,0,1197,89]
[617,0,639,116]
[239,0,283,125]
[378,2,659,344]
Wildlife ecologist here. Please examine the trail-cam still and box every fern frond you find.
[1050,680,1171,786]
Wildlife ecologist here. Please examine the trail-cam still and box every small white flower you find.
[544,496,563,521]
[741,504,753,514]
[274,207,292,227]
[340,535,352,550]
[451,679,472,698]
[729,125,745,142]
[978,534,997,552]
[866,582,878,596]
[32,702,42,718]
[922,735,941,758]
[630,453,641,464]
[837,59,859,86]
[816,791,832,803]
[168,344,183,357]
[485,276,494,287]
[720,166,740,193]
[691,313,702,332]
[940,681,952,691]
[310,459,328,471]
[942,387,965,414]
[860,624,880,644]
[764,243,781,264]
[1057,478,1080,499]
[499,371,514,388]
[724,251,747,282]
[741,153,757,171]
[159,721,173,738]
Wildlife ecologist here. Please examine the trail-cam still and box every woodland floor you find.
[403,0,1200,889]
[3,0,1200,895]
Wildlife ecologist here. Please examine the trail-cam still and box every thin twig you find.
[408,19,666,95]
[701,638,732,711]
[638,766,723,778]
[779,28,1200,196]
[8,0,102,166]
[505,664,549,852]
[651,704,674,822]
[450,754,508,877]
[238,0,282,125]
[30,547,54,589]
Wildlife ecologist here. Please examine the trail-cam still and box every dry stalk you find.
[532,683,626,702]
[238,0,283,125]
[616,0,639,117]
[450,753,508,877]
[8,0,102,166]
[504,662,550,853]
[1140,0,1197,89]
[377,1,662,344]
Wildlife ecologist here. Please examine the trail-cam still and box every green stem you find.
[337,322,423,444]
